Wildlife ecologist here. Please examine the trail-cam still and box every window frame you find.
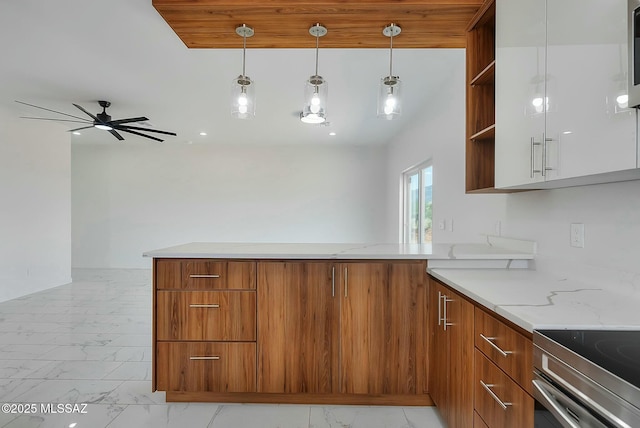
[402,160,433,244]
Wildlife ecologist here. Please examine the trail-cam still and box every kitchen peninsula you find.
[143,239,533,405]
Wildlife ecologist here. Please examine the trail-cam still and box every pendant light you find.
[231,24,255,119]
[301,24,328,124]
[377,23,402,120]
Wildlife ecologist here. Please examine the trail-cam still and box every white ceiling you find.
[0,0,463,146]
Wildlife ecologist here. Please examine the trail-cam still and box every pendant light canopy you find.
[377,23,402,120]
[301,24,328,124]
[231,24,256,119]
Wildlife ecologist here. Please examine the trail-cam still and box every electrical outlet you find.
[447,219,454,232]
[570,223,585,248]
[438,220,445,231]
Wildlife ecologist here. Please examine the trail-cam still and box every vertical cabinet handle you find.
[480,380,512,410]
[442,295,453,331]
[543,133,554,176]
[530,137,541,177]
[331,266,335,297]
[344,267,348,298]
[437,291,443,326]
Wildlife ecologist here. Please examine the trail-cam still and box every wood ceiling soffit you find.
[152,1,484,49]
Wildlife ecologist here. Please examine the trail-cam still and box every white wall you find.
[503,181,640,276]
[72,143,387,268]
[385,52,640,278]
[385,52,507,243]
[0,106,71,302]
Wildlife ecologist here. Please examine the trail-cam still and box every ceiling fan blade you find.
[109,129,125,141]
[115,125,176,136]
[72,103,99,121]
[117,127,164,142]
[20,116,93,124]
[109,117,149,125]
[15,101,89,121]
[68,126,95,132]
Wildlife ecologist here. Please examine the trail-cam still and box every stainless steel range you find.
[533,330,640,428]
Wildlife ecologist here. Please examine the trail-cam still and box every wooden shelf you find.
[470,60,495,86]
[465,0,504,194]
[470,124,495,141]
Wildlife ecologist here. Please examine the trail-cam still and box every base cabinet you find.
[154,258,427,404]
[428,277,475,428]
[257,260,426,397]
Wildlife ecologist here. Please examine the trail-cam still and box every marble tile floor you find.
[0,269,446,428]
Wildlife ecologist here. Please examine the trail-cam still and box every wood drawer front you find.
[156,259,256,290]
[156,342,256,392]
[474,411,490,428]
[157,291,256,341]
[474,350,533,428]
[474,308,532,393]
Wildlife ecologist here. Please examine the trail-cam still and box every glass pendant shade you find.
[301,75,328,124]
[377,76,402,119]
[231,75,256,119]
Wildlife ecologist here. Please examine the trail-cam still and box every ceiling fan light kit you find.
[300,24,328,125]
[231,24,256,119]
[377,23,402,120]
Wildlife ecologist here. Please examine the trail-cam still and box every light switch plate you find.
[570,223,584,248]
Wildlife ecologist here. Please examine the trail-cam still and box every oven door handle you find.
[532,379,582,428]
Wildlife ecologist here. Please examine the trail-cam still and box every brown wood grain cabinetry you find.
[338,262,425,395]
[474,350,534,427]
[156,342,256,392]
[474,307,534,427]
[257,261,338,394]
[156,259,256,290]
[475,308,533,395]
[428,277,475,428]
[157,290,256,341]
[257,260,427,398]
[153,258,257,395]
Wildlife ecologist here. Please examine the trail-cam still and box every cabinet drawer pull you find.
[480,380,512,410]
[189,356,221,360]
[189,274,220,278]
[442,295,453,331]
[332,266,335,297]
[437,291,442,326]
[480,333,512,357]
[189,304,220,308]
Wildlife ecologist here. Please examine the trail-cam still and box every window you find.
[403,162,432,244]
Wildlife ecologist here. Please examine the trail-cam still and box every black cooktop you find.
[540,329,640,390]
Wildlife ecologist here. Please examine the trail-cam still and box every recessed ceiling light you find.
[72,131,81,136]
[199,132,207,136]
[329,132,336,136]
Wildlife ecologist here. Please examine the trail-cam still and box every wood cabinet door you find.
[428,280,450,415]
[446,287,475,428]
[338,262,421,395]
[257,261,338,393]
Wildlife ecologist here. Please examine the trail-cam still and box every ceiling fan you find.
[16,100,176,142]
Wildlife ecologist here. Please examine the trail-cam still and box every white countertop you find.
[428,268,640,332]
[142,239,535,261]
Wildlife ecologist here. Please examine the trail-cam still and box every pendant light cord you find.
[315,27,320,76]
[389,24,394,77]
[242,28,247,77]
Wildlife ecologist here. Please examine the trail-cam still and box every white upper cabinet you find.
[496,0,638,189]
[495,0,546,188]
[546,0,636,180]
